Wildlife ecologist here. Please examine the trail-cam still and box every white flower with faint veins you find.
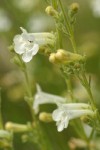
[52,103,95,132]
[13,27,55,62]
[33,85,66,114]
[13,27,39,63]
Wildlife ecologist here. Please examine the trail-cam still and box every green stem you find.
[57,1,95,146]
[70,32,77,53]
[23,66,33,98]
[57,0,97,148]
[58,0,71,33]
[81,72,96,109]
[52,0,58,9]
[77,73,100,136]
[76,71,96,110]
[56,26,63,48]
[62,72,88,141]
[65,77,74,101]
[51,0,62,49]
[23,65,52,150]
[58,0,77,53]
[0,88,3,129]
[23,68,49,150]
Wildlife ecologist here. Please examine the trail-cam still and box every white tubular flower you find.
[13,27,55,62]
[52,103,94,132]
[33,85,66,114]
[13,27,39,62]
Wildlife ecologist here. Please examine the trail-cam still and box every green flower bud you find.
[70,3,79,13]
[68,3,79,24]
[49,53,57,63]
[39,112,53,123]
[45,6,59,18]
[5,122,32,133]
[51,49,84,65]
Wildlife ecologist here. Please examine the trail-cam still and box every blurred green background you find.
[0,0,100,149]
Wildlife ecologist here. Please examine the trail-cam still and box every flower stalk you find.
[58,0,77,53]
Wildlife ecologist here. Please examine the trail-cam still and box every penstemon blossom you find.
[13,27,55,62]
[33,85,66,114]
[52,103,95,132]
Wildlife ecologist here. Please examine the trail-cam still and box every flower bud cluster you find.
[49,49,85,76]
